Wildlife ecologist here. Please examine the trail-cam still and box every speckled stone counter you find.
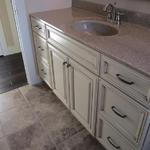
[31,8,150,78]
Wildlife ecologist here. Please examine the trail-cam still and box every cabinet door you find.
[69,59,98,134]
[51,45,69,107]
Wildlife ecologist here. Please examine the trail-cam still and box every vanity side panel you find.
[142,125,150,150]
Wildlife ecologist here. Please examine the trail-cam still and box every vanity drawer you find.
[101,55,150,106]
[98,80,148,144]
[37,60,50,86]
[47,26,100,75]
[33,33,48,64]
[97,117,135,150]
[31,17,46,38]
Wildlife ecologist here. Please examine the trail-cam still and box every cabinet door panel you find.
[69,59,98,134]
[51,45,69,107]
[73,69,92,122]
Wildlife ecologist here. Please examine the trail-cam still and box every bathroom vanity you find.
[30,8,150,150]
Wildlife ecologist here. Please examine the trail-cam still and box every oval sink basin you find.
[72,20,118,36]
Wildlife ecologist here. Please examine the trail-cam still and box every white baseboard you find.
[4,46,21,56]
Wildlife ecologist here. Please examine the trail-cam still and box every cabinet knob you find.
[35,25,42,30]
[63,61,67,65]
[67,64,71,68]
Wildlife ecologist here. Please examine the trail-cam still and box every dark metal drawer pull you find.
[38,46,44,51]
[107,137,120,149]
[35,25,42,30]
[67,64,71,68]
[116,74,134,85]
[63,61,67,65]
[111,106,127,119]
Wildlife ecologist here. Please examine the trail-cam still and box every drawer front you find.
[47,26,100,75]
[101,55,150,106]
[99,80,148,144]
[37,60,50,86]
[97,117,135,150]
[33,33,48,64]
[31,17,46,38]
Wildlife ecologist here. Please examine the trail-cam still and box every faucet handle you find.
[115,11,125,25]
[103,3,114,12]
[103,3,109,12]
[116,11,125,16]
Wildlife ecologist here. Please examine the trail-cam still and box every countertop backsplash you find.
[72,0,150,27]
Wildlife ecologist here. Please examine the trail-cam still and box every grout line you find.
[18,85,87,150]
[0,89,28,115]
[18,86,60,150]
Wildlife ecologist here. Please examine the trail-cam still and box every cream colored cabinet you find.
[31,17,150,150]
[49,44,98,133]
[69,59,98,134]
[98,80,148,145]
[37,60,51,86]
[49,44,69,108]
[33,33,48,64]
[47,25,100,75]
[101,55,150,107]
[33,33,53,88]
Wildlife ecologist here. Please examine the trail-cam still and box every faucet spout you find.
[103,3,124,25]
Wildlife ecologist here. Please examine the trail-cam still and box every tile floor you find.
[0,83,105,150]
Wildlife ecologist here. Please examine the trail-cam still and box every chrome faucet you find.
[103,3,116,22]
[103,3,124,25]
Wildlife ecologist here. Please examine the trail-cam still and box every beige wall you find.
[0,0,20,55]
[26,0,72,13]
[82,0,150,14]
[0,0,14,47]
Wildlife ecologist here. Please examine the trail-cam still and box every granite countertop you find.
[31,8,150,78]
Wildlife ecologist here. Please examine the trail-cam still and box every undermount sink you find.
[72,20,118,36]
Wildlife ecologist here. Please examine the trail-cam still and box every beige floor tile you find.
[58,129,105,150]
[0,89,26,113]
[0,137,10,150]
[19,83,51,101]
[0,105,37,136]
[42,109,84,144]
[26,90,67,119]
[7,122,56,150]
[0,83,106,150]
